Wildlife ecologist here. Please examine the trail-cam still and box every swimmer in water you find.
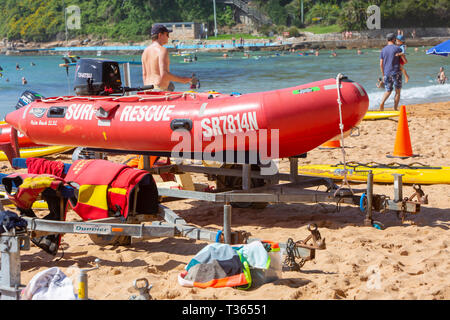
[376,77,384,89]
[437,67,448,84]
[190,73,200,89]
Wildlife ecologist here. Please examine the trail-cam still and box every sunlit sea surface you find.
[0,47,448,119]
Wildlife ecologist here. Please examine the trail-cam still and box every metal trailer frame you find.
[148,157,423,229]
[0,228,30,300]
[0,198,322,300]
[0,155,424,300]
[2,155,424,249]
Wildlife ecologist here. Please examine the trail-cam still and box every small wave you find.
[367,83,450,109]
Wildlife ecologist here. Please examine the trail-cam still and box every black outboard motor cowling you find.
[74,58,122,96]
[15,90,45,109]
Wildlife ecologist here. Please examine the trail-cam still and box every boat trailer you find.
[0,156,425,300]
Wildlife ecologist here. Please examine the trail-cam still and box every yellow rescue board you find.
[363,110,401,120]
[298,163,450,184]
[0,146,73,161]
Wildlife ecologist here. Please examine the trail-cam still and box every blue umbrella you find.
[426,39,450,57]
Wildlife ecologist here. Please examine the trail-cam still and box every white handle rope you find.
[334,73,354,197]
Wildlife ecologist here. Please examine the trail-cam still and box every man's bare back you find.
[142,43,169,88]
[142,25,191,91]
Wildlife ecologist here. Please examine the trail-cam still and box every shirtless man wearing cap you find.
[142,24,192,91]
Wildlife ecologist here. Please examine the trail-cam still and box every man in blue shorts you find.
[378,33,404,111]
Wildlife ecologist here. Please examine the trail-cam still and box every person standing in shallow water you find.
[378,33,404,111]
[437,67,447,84]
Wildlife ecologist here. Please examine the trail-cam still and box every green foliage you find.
[336,0,449,30]
[0,0,448,41]
[305,2,340,26]
[258,24,277,37]
[0,0,235,41]
[216,5,235,27]
[379,0,449,28]
[299,24,341,34]
[337,0,369,31]
[287,26,300,37]
[263,0,289,26]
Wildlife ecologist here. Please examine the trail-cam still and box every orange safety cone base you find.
[386,153,420,159]
[319,139,341,149]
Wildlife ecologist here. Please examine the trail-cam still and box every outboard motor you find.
[74,58,122,96]
[15,90,45,109]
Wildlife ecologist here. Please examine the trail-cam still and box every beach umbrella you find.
[426,39,450,57]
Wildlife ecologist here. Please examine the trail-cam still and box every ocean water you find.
[0,47,448,119]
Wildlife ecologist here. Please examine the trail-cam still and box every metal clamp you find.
[129,278,153,300]
[408,184,428,205]
[350,126,360,137]
[216,229,251,244]
[283,224,326,271]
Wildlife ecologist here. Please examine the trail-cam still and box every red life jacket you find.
[2,173,67,256]
[65,159,158,221]
[3,173,65,209]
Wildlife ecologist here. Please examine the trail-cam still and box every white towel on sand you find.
[21,267,76,300]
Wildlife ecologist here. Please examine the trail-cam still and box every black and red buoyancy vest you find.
[65,159,159,221]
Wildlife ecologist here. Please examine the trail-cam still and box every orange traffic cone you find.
[319,138,341,149]
[387,105,417,158]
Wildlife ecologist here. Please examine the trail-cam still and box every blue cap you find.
[397,35,405,42]
[151,24,172,36]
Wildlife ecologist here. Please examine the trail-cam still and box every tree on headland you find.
[337,0,369,31]
[306,2,340,26]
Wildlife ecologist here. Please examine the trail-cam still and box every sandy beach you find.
[1,100,449,300]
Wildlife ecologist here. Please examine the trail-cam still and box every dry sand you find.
[2,101,449,300]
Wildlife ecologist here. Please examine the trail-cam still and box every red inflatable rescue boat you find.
[5,78,368,162]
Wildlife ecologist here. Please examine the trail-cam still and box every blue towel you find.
[0,210,28,233]
[237,241,271,270]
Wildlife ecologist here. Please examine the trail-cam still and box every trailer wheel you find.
[215,164,268,209]
[88,221,132,246]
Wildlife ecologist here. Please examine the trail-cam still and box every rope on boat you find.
[334,73,354,197]
[41,91,197,103]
